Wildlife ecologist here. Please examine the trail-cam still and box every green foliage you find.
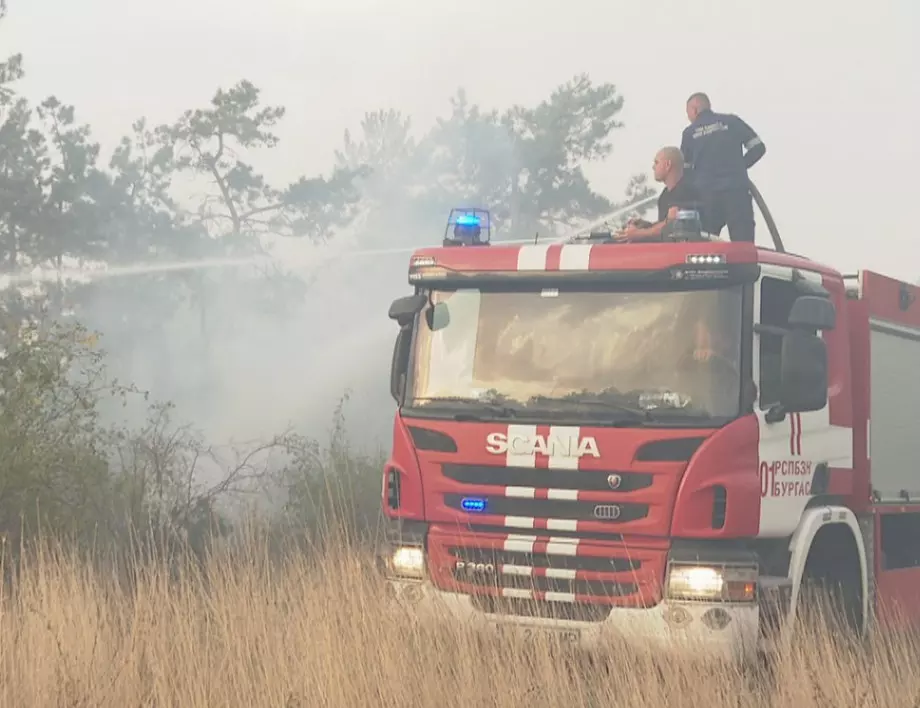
[0,321,124,543]
[159,79,366,249]
[275,390,385,546]
[0,316,331,556]
[0,319,231,554]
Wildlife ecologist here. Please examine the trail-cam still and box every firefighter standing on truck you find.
[681,92,766,243]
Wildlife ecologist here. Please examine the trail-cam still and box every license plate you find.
[493,623,581,644]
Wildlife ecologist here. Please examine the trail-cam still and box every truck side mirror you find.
[388,294,427,328]
[775,330,828,416]
[788,295,836,331]
[425,302,450,332]
[390,326,412,404]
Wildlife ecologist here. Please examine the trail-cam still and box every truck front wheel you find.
[793,524,864,640]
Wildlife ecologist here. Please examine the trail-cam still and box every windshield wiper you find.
[524,396,716,428]
[525,395,654,423]
[450,405,519,422]
[411,396,520,421]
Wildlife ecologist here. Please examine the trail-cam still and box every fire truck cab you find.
[379,195,920,662]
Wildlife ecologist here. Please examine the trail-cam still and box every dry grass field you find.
[0,531,917,708]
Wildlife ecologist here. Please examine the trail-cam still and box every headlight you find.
[666,564,756,603]
[387,545,426,580]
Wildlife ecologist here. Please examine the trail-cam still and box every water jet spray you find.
[0,195,658,291]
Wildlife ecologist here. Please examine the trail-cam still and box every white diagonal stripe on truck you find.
[505,486,536,498]
[499,565,578,580]
[503,535,537,553]
[499,487,579,500]
[516,245,550,271]
[546,519,579,532]
[499,517,580,532]
[544,568,578,580]
[546,539,580,556]
[544,592,577,603]
[504,516,535,529]
[548,425,581,470]
[506,424,537,468]
[501,564,533,576]
[559,244,592,271]
[502,534,581,556]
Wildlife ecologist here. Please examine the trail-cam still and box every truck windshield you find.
[408,285,744,423]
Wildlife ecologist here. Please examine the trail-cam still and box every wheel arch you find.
[786,505,868,635]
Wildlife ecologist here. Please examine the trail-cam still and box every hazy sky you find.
[5,0,919,280]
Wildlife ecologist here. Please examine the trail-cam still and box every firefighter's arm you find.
[617,207,680,241]
[617,218,666,241]
[680,128,693,171]
[733,114,766,169]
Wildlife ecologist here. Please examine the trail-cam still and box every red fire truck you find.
[378,194,920,661]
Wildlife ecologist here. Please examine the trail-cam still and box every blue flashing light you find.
[443,207,492,247]
[455,214,481,227]
[460,497,487,513]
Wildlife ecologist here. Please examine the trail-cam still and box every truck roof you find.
[408,240,844,280]
[847,270,920,332]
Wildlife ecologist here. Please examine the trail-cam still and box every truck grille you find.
[441,464,654,492]
[437,462,663,537]
[451,546,638,573]
[444,493,648,526]
[452,546,637,594]
[427,457,676,617]
[428,529,665,620]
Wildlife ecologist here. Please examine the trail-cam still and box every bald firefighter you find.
[617,146,703,242]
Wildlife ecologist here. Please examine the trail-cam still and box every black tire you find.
[794,571,862,643]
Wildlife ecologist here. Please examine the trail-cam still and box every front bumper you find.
[384,578,759,662]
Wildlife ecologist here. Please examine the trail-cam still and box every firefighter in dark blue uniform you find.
[680,92,766,243]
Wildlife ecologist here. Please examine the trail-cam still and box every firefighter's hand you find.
[616,224,639,241]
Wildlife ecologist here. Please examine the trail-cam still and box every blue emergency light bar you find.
[443,207,492,247]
